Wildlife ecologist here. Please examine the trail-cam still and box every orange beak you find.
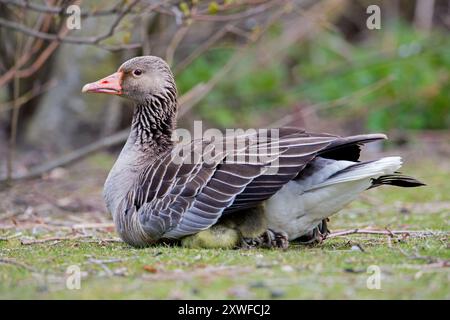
[82,71,123,95]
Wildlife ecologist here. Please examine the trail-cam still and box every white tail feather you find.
[306,156,402,191]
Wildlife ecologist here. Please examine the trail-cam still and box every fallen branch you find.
[0,257,36,272]
[83,238,123,244]
[71,222,115,230]
[0,232,22,241]
[0,210,22,221]
[20,234,92,245]
[20,234,123,245]
[326,229,444,239]
[87,257,131,264]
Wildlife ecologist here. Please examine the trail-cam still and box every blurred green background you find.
[177,21,450,131]
[1,0,449,161]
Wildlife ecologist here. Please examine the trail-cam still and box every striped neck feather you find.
[131,89,177,150]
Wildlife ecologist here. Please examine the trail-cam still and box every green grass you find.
[1,237,448,299]
[0,158,449,299]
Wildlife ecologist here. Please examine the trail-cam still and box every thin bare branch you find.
[0,80,57,112]
[0,12,56,87]
[173,24,248,75]
[0,0,129,17]
[0,2,292,183]
[155,0,280,22]
[6,21,24,183]
[0,0,140,45]
[0,129,130,182]
[178,48,245,116]
[0,54,247,183]
[165,24,191,66]
[269,76,395,128]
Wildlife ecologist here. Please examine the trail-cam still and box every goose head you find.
[82,56,177,105]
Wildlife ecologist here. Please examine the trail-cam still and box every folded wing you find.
[123,128,386,240]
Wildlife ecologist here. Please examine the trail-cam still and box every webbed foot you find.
[295,218,330,245]
[242,229,289,249]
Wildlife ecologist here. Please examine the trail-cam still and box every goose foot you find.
[265,229,289,249]
[242,229,289,249]
[319,218,330,236]
[295,218,330,245]
[240,237,260,249]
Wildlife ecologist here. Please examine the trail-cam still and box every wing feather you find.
[122,129,386,240]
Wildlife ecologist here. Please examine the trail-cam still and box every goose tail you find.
[307,156,425,191]
[369,173,426,188]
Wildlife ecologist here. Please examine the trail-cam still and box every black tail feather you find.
[370,174,426,189]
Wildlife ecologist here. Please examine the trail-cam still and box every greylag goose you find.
[82,56,424,249]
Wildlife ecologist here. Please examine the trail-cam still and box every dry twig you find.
[20,234,92,245]
[71,222,115,230]
[0,0,140,45]
[326,229,443,239]
[0,257,36,272]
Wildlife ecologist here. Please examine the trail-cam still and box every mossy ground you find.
[0,148,448,299]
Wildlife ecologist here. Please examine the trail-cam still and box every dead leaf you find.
[143,265,158,273]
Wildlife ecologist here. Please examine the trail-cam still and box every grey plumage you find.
[82,55,424,248]
[111,129,396,247]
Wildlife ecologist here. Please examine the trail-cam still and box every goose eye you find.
[133,69,143,77]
